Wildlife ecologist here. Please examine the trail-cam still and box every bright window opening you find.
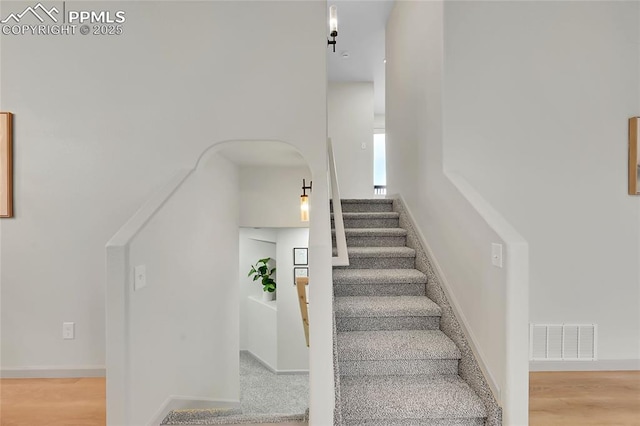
[373,134,386,194]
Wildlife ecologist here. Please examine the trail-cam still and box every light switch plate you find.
[492,243,503,268]
[134,265,147,291]
[63,322,75,339]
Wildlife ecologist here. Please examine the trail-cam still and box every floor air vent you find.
[530,324,597,361]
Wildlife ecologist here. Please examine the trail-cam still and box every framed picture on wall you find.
[294,267,308,285]
[293,247,308,265]
[0,112,13,218]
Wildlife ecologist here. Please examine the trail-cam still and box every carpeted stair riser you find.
[339,359,458,376]
[336,316,440,331]
[332,234,407,248]
[335,256,415,269]
[334,283,425,297]
[337,330,460,363]
[331,213,400,229]
[331,199,394,213]
[333,247,416,266]
[333,269,427,297]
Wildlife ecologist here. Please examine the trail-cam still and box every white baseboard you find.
[241,350,308,375]
[530,359,640,372]
[275,369,309,375]
[0,366,105,378]
[148,396,240,426]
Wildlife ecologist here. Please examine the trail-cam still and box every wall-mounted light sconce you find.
[300,179,312,222]
[327,5,338,53]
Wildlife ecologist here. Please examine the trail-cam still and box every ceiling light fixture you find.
[327,5,338,53]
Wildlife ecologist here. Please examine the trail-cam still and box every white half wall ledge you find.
[389,184,530,425]
[0,366,106,378]
[530,359,640,372]
[106,169,193,248]
[442,173,530,426]
[445,172,528,245]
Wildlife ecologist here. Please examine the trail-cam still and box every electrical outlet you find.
[62,322,75,340]
[134,265,147,291]
[492,243,503,268]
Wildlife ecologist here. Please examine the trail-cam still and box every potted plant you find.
[248,257,277,301]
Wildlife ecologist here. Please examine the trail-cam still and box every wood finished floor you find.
[0,372,638,425]
[529,371,640,426]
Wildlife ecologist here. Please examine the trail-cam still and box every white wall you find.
[275,228,310,371]
[443,1,640,364]
[127,154,239,426]
[239,167,312,228]
[387,2,529,424]
[239,228,277,351]
[374,114,385,134]
[1,1,334,424]
[328,82,375,198]
[247,297,278,369]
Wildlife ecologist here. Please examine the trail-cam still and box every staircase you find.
[332,199,488,426]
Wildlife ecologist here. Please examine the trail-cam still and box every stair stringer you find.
[390,195,502,426]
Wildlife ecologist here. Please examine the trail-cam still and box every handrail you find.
[296,277,310,347]
[328,138,349,266]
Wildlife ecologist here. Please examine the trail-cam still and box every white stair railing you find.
[328,138,349,267]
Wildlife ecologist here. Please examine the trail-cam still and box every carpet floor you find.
[239,352,308,415]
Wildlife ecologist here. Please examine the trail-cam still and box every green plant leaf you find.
[258,257,270,264]
[270,268,276,274]
[253,275,259,281]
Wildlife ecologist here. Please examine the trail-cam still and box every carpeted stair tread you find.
[338,199,394,205]
[332,199,394,213]
[335,296,441,318]
[332,246,415,258]
[332,228,407,237]
[340,375,487,421]
[332,212,400,219]
[333,269,427,285]
[337,330,460,361]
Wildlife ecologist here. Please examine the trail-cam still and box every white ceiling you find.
[217,141,307,167]
[327,0,394,115]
